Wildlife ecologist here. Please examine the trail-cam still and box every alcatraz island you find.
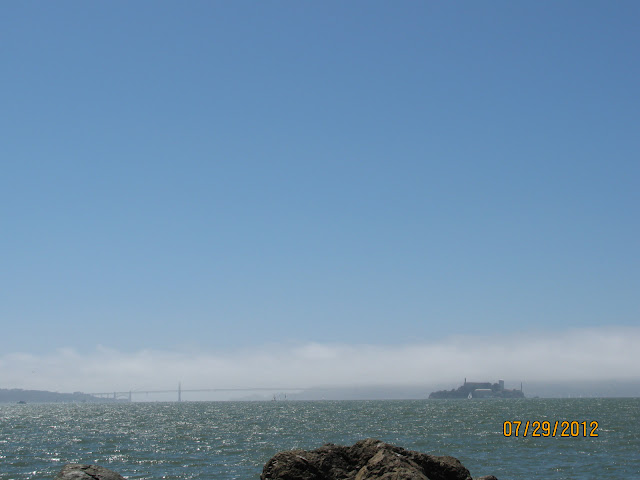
[429,379,525,399]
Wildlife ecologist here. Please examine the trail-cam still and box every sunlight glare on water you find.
[1,399,638,480]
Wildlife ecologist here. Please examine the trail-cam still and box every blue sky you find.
[2,1,639,392]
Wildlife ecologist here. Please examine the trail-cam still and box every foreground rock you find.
[54,464,125,480]
[261,438,497,480]
[53,440,497,480]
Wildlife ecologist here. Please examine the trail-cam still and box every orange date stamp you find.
[503,420,599,437]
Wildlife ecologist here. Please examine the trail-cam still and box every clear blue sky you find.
[2,1,638,358]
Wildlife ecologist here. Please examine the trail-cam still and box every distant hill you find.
[0,388,117,403]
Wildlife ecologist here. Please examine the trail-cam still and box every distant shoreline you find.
[2,380,640,403]
[0,388,122,404]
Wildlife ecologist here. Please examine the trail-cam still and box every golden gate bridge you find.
[90,383,299,402]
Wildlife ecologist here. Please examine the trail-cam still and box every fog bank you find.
[2,327,638,397]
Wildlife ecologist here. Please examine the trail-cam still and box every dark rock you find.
[54,464,126,480]
[261,438,496,480]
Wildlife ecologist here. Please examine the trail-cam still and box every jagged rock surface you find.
[261,438,496,480]
[54,464,126,480]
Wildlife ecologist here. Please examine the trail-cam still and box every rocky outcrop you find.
[260,438,496,480]
[54,464,125,480]
[53,440,497,480]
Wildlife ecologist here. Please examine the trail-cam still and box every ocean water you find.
[1,399,638,480]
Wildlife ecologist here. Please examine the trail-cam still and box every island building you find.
[428,379,524,399]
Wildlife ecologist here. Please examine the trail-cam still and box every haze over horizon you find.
[2,1,638,397]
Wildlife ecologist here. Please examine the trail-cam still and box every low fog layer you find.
[2,327,638,396]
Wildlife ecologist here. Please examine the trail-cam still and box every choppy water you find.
[1,399,638,480]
